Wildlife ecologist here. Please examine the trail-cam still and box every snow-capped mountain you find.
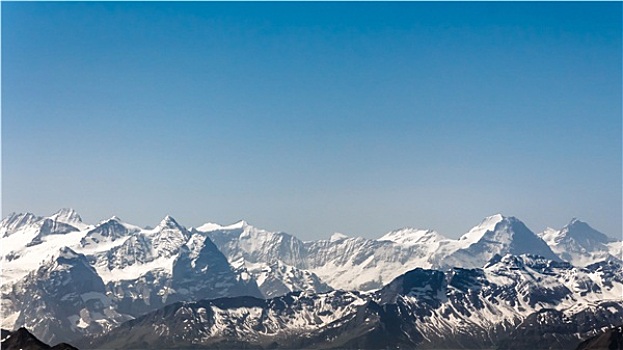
[2,248,132,344]
[3,209,621,346]
[539,218,622,267]
[241,260,332,298]
[432,214,561,269]
[0,210,261,343]
[201,221,332,296]
[82,254,623,349]
[202,221,447,292]
[202,214,562,292]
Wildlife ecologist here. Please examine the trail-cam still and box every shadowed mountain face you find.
[2,210,621,346]
[540,219,622,267]
[1,327,77,350]
[1,212,262,344]
[81,255,623,349]
[575,325,623,350]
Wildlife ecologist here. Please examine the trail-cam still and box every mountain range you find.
[1,209,621,347]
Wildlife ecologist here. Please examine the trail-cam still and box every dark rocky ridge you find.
[1,327,77,350]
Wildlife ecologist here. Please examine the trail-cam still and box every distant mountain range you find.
[1,209,621,348]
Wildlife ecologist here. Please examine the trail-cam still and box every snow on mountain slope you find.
[3,209,620,345]
[305,235,443,291]
[2,247,132,344]
[374,255,623,349]
[432,214,560,269]
[1,222,86,287]
[84,254,623,350]
[201,221,327,297]
[203,221,446,292]
[48,208,90,231]
[243,260,332,298]
[539,219,622,267]
[0,210,262,343]
[378,227,444,247]
[79,216,140,251]
[84,290,374,349]
[0,212,42,237]
[205,220,307,267]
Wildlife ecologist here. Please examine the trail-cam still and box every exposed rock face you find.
[83,255,623,349]
[575,325,623,350]
[1,326,78,350]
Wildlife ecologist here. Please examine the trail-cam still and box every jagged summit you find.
[156,215,185,231]
[2,209,622,347]
[50,208,82,223]
[0,212,41,236]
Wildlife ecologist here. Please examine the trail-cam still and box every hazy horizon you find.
[3,2,621,240]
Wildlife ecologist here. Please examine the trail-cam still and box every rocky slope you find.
[83,254,623,349]
[1,210,261,343]
[1,327,78,350]
[2,209,621,345]
[575,325,623,350]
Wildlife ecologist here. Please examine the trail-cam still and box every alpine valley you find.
[1,209,621,349]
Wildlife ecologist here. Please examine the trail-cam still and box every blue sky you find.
[2,2,621,240]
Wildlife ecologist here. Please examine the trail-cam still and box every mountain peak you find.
[459,214,508,244]
[232,220,249,228]
[486,213,506,222]
[158,215,183,229]
[330,232,349,242]
[50,208,82,224]
[562,218,615,244]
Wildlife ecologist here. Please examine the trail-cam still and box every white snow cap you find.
[459,214,507,244]
[158,215,182,229]
[50,208,83,223]
[330,232,349,242]
[196,219,249,232]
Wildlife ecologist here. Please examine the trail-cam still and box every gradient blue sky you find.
[2,2,621,240]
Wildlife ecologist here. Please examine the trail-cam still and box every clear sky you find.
[2,2,621,240]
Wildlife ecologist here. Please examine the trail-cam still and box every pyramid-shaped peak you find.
[562,218,614,244]
[460,214,508,242]
[565,217,592,230]
[158,215,183,229]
